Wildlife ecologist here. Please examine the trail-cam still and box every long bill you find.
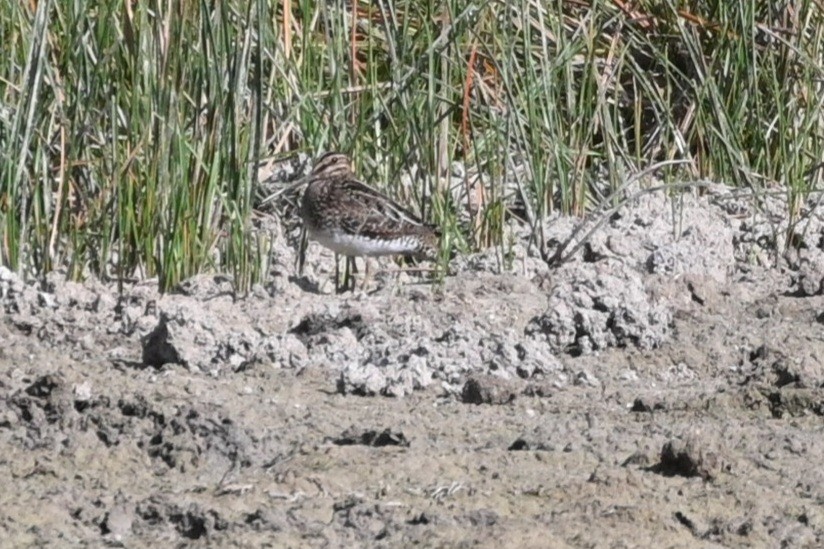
[257,172,314,207]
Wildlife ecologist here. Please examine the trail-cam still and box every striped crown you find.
[310,152,353,179]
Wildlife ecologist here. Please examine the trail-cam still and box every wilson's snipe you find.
[299,152,440,291]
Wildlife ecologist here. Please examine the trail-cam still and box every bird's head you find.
[310,152,353,179]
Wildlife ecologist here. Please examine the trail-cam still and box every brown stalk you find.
[461,42,486,245]
[283,0,292,60]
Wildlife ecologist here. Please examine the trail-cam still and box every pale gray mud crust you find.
[2,186,824,547]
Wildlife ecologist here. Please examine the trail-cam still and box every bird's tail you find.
[412,225,442,261]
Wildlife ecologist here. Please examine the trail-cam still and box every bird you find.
[299,152,441,291]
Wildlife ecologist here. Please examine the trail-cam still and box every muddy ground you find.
[2,185,824,548]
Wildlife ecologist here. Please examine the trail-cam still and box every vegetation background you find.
[1,0,822,291]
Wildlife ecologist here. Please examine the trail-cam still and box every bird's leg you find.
[334,253,342,293]
[359,257,372,291]
[336,255,355,293]
[296,228,308,276]
[346,256,357,292]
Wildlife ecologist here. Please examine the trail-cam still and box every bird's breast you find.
[309,227,423,257]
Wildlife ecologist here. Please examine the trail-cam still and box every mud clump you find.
[461,375,520,405]
[525,260,673,355]
[652,434,727,481]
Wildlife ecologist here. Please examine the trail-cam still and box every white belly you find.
[309,229,418,257]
